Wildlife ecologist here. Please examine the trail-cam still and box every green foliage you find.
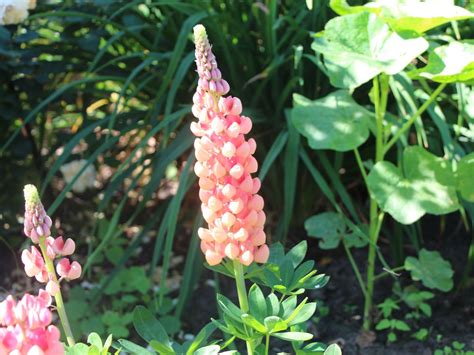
[305,211,367,249]
[330,0,474,34]
[66,333,117,355]
[410,42,474,83]
[312,12,428,88]
[367,146,459,224]
[292,91,373,151]
[405,249,454,292]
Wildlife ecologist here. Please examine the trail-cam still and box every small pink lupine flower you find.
[56,258,81,280]
[21,246,48,282]
[51,236,75,256]
[0,291,63,354]
[191,25,269,266]
[23,185,52,243]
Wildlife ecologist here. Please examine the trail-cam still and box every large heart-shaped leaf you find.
[330,0,474,35]
[404,249,454,292]
[291,91,372,151]
[409,42,474,83]
[367,146,459,224]
[457,152,474,202]
[312,12,428,88]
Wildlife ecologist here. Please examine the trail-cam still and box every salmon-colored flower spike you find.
[0,290,64,354]
[191,24,270,267]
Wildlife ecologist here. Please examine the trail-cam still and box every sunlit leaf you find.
[312,12,428,88]
[292,91,372,151]
[367,146,459,224]
[410,42,474,83]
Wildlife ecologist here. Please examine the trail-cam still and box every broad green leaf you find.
[324,344,342,355]
[305,212,346,249]
[404,249,454,292]
[132,306,171,348]
[312,12,428,88]
[393,320,410,331]
[457,152,474,201]
[410,42,474,83]
[330,0,474,34]
[216,294,244,322]
[367,146,459,224]
[292,91,372,151]
[273,331,313,342]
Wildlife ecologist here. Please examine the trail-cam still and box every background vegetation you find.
[1,0,473,353]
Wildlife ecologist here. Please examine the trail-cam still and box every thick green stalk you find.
[38,237,75,346]
[363,76,388,330]
[233,261,253,354]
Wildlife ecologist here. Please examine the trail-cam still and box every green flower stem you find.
[342,240,367,299]
[38,237,75,347]
[383,82,447,155]
[233,260,253,355]
[265,334,270,355]
[363,76,389,331]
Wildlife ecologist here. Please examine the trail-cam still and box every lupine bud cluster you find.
[191,25,269,266]
[0,290,64,354]
[22,185,81,296]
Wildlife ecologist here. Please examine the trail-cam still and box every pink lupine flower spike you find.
[191,25,270,267]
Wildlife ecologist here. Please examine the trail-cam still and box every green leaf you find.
[87,333,102,350]
[288,303,317,326]
[410,42,474,83]
[286,241,308,268]
[186,323,216,355]
[324,344,342,355]
[331,0,474,34]
[133,306,171,348]
[312,12,428,88]
[149,340,176,355]
[305,212,346,249]
[367,146,459,224]
[404,249,454,291]
[264,316,287,334]
[393,320,411,331]
[249,284,267,322]
[376,319,391,330]
[273,331,313,342]
[457,153,474,201]
[242,314,267,333]
[193,345,220,355]
[292,91,372,151]
[118,340,153,355]
[216,294,244,322]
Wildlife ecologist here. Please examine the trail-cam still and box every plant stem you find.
[38,237,75,346]
[342,240,368,299]
[363,76,388,330]
[384,82,447,154]
[233,260,253,354]
[265,334,270,355]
